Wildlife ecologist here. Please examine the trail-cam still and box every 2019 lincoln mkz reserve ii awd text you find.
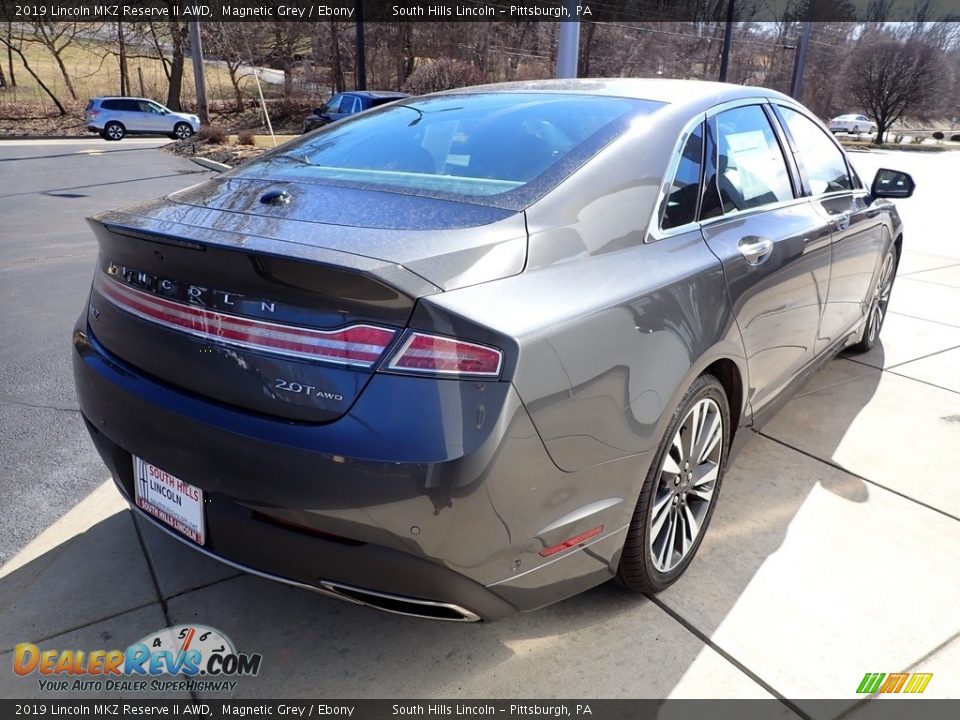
[72,79,915,621]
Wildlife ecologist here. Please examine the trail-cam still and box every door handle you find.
[832,212,851,231]
[738,237,774,265]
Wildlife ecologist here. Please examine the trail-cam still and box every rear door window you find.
[713,105,794,213]
[660,123,703,230]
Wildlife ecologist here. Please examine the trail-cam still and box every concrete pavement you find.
[1,139,959,711]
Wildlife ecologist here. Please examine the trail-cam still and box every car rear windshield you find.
[234,93,664,209]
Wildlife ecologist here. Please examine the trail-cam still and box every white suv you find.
[85,97,200,141]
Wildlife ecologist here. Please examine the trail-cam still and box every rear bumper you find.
[73,323,645,620]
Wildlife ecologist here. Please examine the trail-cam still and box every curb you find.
[191,157,232,172]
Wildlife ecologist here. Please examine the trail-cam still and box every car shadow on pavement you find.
[4,349,928,710]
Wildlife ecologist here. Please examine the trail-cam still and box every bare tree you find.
[5,21,14,87]
[266,22,303,99]
[846,39,946,144]
[0,26,67,114]
[142,16,189,110]
[395,23,415,88]
[26,21,90,100]
[403,58,483,95]
[117,22,129,95]
[166,21,188,110]
[203,23,249,111]
[327,21,345,92]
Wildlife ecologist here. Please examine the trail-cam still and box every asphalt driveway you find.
[1,139,958,713]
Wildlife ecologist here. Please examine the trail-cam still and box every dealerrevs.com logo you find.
[13,625,262,693]
[856,672,933,695]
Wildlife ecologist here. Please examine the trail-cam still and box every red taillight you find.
[94,272,396,367]
[385,332,502,378]
[88,110,99,118]
[539,526,604,558]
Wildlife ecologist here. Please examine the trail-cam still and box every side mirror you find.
[313,108,323,116]
[871,168,915,199]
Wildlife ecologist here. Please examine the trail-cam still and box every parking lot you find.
[1,138,959,713]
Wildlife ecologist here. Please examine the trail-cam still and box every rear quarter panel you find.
[416,123,748,475]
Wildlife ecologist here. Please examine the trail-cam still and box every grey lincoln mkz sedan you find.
[73,79,914,621]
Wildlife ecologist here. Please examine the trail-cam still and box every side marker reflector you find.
[539,525,604,558]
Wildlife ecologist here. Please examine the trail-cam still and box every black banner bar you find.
[2,0,960,23]
[3,700,960,720]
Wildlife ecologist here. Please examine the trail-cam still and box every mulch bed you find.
[163,136,268,167]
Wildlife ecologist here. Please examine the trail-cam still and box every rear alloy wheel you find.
[617,374,730,594]
[103,122,125,141]
[173,122,194,140]
[852,125,861,134]
[849,247,897,354]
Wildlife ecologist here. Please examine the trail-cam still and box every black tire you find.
[172,122,194,140]
[616,373,731,594]
[852,125,860,134]
[848,245,898,354]
[103,121,125,141]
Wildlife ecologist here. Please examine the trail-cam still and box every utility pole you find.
[555,0,581,79]
[790,0,815,100]
[188,21,209,125]
[355,0,366,90]
[718,0,735,82]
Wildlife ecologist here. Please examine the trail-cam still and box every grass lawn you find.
[838,138,960,152]
[229,134,299,148]
[0,36,243,109]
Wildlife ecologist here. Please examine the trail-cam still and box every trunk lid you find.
[85,181,526,422]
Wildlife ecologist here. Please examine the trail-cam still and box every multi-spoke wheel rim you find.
[175,124,192,139]
[107,125,123,140]
[649,397,724,573]
[867,252,895,344]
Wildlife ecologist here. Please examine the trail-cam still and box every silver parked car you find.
[84,97,200,141]
[73,80,914,620]
[828,114,877,134]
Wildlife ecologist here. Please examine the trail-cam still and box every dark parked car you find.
[302,90,410,133]
[73,79,913,622]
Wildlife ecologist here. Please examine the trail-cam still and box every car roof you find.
[429,78,796,115]
[344,91,410,98]
[92,96,156,102]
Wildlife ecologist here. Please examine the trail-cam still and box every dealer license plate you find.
[133,456,205,545]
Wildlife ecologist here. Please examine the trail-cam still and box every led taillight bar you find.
[93,272,396,367]
[386,332,503,378]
